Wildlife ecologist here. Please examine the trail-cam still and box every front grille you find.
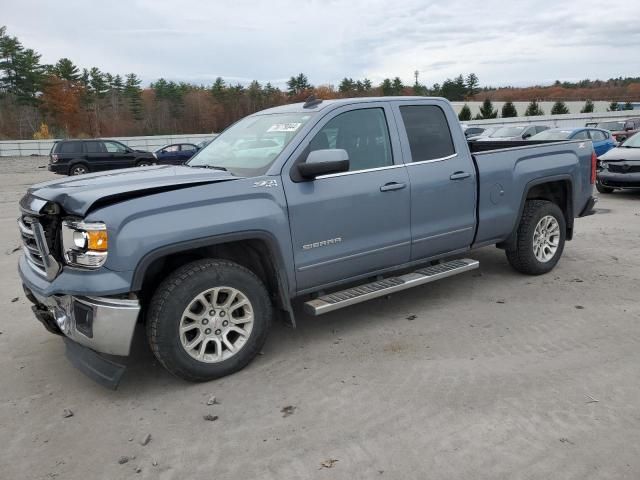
[18,215,47,276]
[608,163,640,174]
[18,196,61,279]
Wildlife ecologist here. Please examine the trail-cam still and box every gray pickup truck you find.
[18,97,597,387]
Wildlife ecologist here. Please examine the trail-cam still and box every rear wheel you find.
[69,164,88,176]
[506,200,566,275]
[147,259,272,382]
[596,181,614,194]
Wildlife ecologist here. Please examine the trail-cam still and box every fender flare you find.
[130,230,296,325]
[502,174,574,248]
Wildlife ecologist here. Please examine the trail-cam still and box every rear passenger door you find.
[587,129,609,156]
[391,101,477,261]
[84,140,109,170]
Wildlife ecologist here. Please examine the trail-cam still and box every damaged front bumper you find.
[23,284,140,388]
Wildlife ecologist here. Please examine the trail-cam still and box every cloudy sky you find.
[4,0,640,89]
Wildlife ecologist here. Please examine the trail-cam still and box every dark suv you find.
[49,139,155,176]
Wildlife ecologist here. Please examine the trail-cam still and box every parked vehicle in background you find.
[49,139,155,175]
[477,125,549,141]
[609,118,640,144]
[466,126,498,141]
[197,139,213,149]
[596,132,640,193]
[154,143,199,164]
[585,120,625,132]
[529,128,615,156]
[463,126,486,138]
[20,97,596,387]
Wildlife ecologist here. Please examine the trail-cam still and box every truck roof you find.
[257,96,446,114]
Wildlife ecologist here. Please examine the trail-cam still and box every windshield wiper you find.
[189,164,228,171]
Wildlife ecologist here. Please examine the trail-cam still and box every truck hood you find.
[599,146,640,161]
[29,165,237,216]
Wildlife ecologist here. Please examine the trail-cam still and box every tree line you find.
[1,25,639,140]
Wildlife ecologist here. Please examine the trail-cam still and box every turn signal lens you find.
[87,230,108,251]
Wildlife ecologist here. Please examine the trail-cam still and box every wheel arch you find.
[498,175,574,249]
[132,231,295,326]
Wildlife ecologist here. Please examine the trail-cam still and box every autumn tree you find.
[458,104,472,121]
[501,101,518,117]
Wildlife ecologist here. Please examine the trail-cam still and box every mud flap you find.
[64,338,126,390]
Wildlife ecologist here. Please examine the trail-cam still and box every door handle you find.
[450,171,471,180]
[380,182,407,192]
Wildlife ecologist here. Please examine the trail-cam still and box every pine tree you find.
[580,99,594,113]
[52,58,80,82]
[458,104,472,121]
[551,101,569,115]
[479,98,497,119]
[501,101,518,117]
[391,77,404,95]
[286,73,311,96]
[338,78,355,94]
[380,78,393,96]
[525,100,544,116]
[624,101,633,110]
[123,73,143,121]
[608,101,619,111]
[465,73,479,97]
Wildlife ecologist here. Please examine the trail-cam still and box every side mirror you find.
[297,149,349,179]
[523,134,532,139]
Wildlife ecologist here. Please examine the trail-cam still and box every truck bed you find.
[470,139,594,247]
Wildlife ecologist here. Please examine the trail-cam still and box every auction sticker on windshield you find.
[267,123,302,132]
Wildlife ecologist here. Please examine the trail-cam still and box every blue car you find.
[153,143,199,165]
[529,128,615,157]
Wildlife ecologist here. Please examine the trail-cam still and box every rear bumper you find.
[598,171,640,189]
[48,163,67,174]
[23,284,140,357]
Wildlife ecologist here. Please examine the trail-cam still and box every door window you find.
[588,130,606,141]
[399,105,455,162]
[181,144,196,152]
[85,141,105,153]
[59,142,83,154]
[572,130,589,140]
[104,141,128,153]
[164,145,180,152]
[309,108,393,172]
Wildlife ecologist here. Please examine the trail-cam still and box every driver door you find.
[282,104,411,292]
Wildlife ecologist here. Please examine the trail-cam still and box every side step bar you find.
[304,258,479,316]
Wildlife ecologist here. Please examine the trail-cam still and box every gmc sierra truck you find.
[18,97,597,388]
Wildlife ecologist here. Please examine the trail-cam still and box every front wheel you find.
[147,259,272,382]
[136,160,152,167]
[506,200,566,275]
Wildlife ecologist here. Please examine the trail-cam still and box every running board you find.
[304,258,479,316]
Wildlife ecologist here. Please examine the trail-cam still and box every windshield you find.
[490,126,526,137]
[530,130,572,140]
[188,112,314,176]
[596,121,624,131]
[621,132,640,147]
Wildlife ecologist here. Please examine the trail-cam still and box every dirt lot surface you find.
[1,157,640,480]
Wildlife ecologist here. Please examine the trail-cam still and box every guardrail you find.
[464,110,634,129]
[0,133,218,157]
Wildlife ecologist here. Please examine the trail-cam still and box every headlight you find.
[599,161,608,170]
[61,220,108,268]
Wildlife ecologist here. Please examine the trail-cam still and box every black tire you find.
[505,200,566,275]
[136,160,152,167]
[69,163,89,176]
[596,181,614,194]
[146,259,272,382]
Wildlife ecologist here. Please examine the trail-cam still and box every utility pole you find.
[414,70,419,86]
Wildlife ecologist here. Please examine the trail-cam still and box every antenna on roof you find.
[303,95,323,108]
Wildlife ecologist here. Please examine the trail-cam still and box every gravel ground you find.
[1,156,640,480]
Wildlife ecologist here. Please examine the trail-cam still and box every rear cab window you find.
[399,105,455,162]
